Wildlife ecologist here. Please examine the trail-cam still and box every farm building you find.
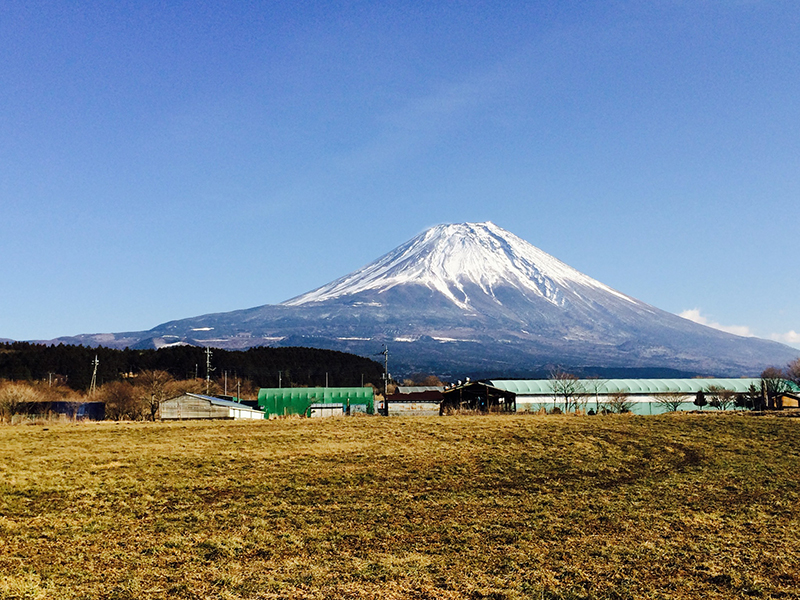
[488,378,800,414]
[160,393,265,420]
[257,387,374,417]
[10,400,105,423]
[386,389,444,416]
[441,381,516,414]
[777,391,800,409]
[308,403,345,418]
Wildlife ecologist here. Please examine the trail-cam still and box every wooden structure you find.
[778,392,800,409]
[160,393,264,420]
[386,390,443,416]
[440,382,516,414]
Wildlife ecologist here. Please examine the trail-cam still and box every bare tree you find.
[786,358,800,387]
[402,374,444,387]
[761,367,789,410]
[604,391,634,414]
[586,377,608,414]
[0,382,42,422]
[135,370,175,421]
[702,386,736,411]
[99,381,141,421]
[653,391,688,413]
[718,388,737,411]
[167,377,213,397]
[705,385,721,409]
[549,370,587,413]
[735,383,763,411]
[232,377,258,400]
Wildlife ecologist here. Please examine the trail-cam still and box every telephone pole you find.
[205,347,215,395]
[89,355,99,395]
[381,345,389,416]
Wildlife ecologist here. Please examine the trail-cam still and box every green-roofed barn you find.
[257,387,374,417]
[488,378,800,415]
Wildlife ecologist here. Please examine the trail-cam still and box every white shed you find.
[160,393,265,420]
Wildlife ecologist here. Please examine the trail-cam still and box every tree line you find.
[0,342,383,390]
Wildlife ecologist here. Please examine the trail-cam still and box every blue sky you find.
[1,1,799,350]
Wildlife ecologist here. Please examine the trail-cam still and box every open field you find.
[1,414,799,599]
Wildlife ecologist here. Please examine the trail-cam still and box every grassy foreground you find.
[1,414,799,599]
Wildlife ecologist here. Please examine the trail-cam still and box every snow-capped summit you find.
[283,221,634,309]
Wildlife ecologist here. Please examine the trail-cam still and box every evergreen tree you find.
[693,390,707,410]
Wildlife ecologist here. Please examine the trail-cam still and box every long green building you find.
[257,387,374,417]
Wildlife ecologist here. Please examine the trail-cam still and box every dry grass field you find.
[1,413,799,599]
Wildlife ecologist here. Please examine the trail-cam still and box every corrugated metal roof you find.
[397,386,445,394]
[186,393,264,411]
[387,390,444,401]
[487,378,790,395]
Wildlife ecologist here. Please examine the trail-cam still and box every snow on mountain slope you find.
[283,222,636,310]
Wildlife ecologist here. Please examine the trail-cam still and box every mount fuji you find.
[55,222,797,377]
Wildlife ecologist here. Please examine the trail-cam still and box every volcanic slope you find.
[56,222,797,377]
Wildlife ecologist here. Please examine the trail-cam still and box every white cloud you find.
[769,331,800,349]
[679,309,755,337]
[680,309,800,349]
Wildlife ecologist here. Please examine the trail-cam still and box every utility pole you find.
[381,345,389,416]
[278,370,282,388]
[205,347,214,395]
[224,370,228,396]
[89,355,99,395]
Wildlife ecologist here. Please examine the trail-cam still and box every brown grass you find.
[1,413,799,599]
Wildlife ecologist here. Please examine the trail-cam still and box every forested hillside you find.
[0,342,383,390]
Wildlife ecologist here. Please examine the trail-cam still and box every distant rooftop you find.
[488,378,800,395]
[396,386,445,394]
[185,393,264,410]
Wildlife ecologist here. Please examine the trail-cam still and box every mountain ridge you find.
[37,222,798,377]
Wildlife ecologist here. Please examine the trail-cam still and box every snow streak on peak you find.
[282,221,635,309]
